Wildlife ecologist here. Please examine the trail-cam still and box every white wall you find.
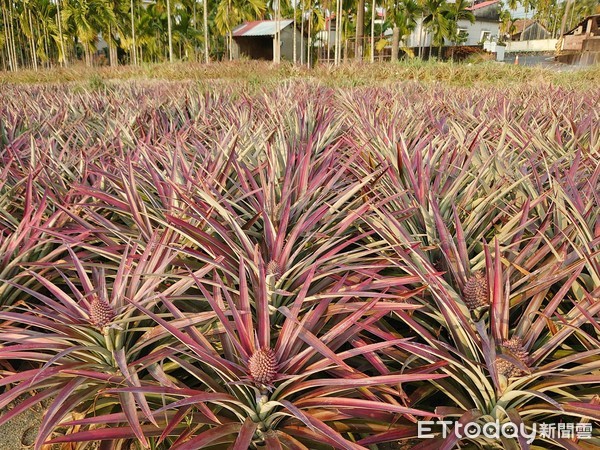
[483,41,506,60]
[404,17,500,49]
[506,39,559,52]
[405,18,430,48]
[457,19,500,46]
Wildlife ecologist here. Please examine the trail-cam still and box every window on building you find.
[480,31,491,42]
[455,28,469,44]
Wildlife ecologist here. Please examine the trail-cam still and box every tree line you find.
[1,0,598,71]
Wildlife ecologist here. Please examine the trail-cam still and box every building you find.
[558,15,600,65]
[509,19,551,41]
[232,20,304,62]
[458,0,502,46]
[403,0,501,51]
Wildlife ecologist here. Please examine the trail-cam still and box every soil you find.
[0,398,412,450]
[0,399,45,450]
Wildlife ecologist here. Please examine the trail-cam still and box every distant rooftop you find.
[232,20,294,38]
[467,0,500,11]
[512,18,535,34]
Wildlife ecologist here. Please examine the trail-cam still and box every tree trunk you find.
[391,25,400,62]
[28,7,38,71]
[42,20,50,68]
[418,14,424,59]
[355,0,364,60]
[1,5,14,71]
[292,0,297,64]
[300,1,305,65]
[130,0,137,64]
[56,0,67,66]
[9,3,18,69]
[427,26,432,60]
[193,0,197,61]
[108,24,116,66]
[167,0,174,62]
[344,18,348,62]
[9,1,19,70]
[370,0,375,63]
[308,12,311,68]
[567,0,575,31]
[335,0,341,64]
[203,0,209,62]
[274,0,280,63]
[85,44,91,67]
[559,0,573,37]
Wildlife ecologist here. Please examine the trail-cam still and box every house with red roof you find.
[457,0,502,45]
[403,0,501,51]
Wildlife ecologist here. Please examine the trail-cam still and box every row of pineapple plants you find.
[0,81,599,449]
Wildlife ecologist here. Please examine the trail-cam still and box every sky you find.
[501,1,529,19]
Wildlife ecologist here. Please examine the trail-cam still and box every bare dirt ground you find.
[0,399,44,449]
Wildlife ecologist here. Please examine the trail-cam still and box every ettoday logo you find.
[418,420,593,443]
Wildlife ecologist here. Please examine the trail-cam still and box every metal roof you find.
[233,20,294,37]
[466,0,500,11]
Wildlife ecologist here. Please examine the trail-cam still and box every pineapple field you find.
[0,74,599,449]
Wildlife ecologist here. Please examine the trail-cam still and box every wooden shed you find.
[232,20,304,62]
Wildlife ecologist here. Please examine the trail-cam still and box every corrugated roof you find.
[233,20,294,37]
[511,19,549,35]
[512,19,535,35]
[467,0,500,11]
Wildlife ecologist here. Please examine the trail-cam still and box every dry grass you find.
[0,60,598,88]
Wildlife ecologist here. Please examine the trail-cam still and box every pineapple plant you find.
[1,76,599,450]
